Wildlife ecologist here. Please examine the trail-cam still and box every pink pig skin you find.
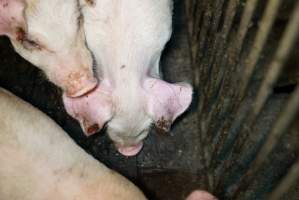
[63,83,113,136]
[145,78,193,132]
[0,0,98,98]
[186,190,218,200]
[116,142,144,157]
[0,0,26,38]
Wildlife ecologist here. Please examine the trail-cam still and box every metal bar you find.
[209,0,260,161]
[196,1,214,88]
[217,0,299,177]
[239,0,282,99]
[184,0,212,189]
[252,0,299,119]
[268,159,299,200]
[230,83,299,199]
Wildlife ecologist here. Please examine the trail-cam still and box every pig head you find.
[63,0,193,156]
[0,0,97,97]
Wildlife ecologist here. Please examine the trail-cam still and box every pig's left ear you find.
[63,85,113,136]
[144,78,193,131]
[0,0,26,39]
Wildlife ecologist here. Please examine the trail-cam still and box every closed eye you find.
[22,38,42,51]
[76,10,84,32]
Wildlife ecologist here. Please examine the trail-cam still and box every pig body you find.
[0,0,97,97]
[0,88,147,200]
[63,0,193,156]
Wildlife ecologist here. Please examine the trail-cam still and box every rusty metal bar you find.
[219,0,299,166]
[184,0,213,189]
[199,0,225,95]
[239,0,282,99]
[196,1,214,88]
[204,0,240,101]
[199,0,239,137]
[219,0,299,177]
[196,0,239,176]
[230,83,299,199]
[252,0,299,119]
[212,1,299,197]
[209,0,260,162]
[235,0,259,49]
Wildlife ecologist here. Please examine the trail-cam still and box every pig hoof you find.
[116,142,144,157]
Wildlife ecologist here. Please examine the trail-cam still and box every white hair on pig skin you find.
[63,0,193,156]
[0,0,98,97]
[0,88,147,200]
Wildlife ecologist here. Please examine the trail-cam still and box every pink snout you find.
[116,142,144,157]
[64,72,98,98]
[186,190,218,200]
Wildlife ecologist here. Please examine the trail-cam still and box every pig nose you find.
[65,72,98,97]
[115,142,144,157]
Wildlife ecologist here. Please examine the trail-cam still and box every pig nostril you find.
[87,124,100,134]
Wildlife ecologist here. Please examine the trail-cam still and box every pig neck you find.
[112,64,147,112]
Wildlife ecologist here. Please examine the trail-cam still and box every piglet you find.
[0,88,147,200]
[0,0,97,97]
[63,0,193,156]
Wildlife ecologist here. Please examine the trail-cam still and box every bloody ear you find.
[0,0,26,39]
[63,84,113,136]
[144,78,193,132]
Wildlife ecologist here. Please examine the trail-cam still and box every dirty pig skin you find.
[0,88,146,200]
[0,0,98,97]
[0,88,217,200]
[63,0,193,156]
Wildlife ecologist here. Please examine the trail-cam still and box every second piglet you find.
[63,0,193,156]
[0,0,97,97]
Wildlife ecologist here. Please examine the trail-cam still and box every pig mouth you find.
[115,142,144,157]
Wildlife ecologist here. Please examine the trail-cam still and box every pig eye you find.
[22,39,42,51]
[76,10,84,31]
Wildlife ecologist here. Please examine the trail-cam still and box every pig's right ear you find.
[0,0,26,39]
[63,85,113,136]
[144,78,193,132]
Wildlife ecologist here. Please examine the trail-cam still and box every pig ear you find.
[63,85,113,136]
[144,78,193,132]
[0,0,26,38]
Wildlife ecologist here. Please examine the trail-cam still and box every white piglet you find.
[0,88,147,200]
[63,0,193,156]
[0,0,97,97]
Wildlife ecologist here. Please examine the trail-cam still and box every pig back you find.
[0,88,147,200]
